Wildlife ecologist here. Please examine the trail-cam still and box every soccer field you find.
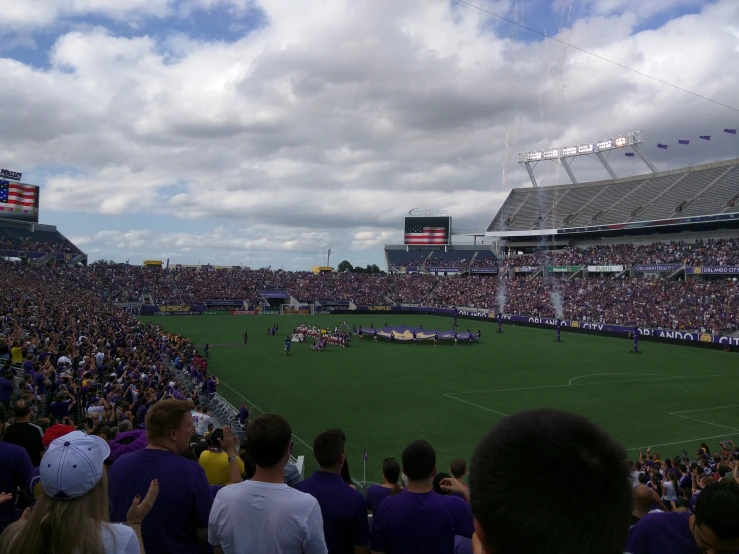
[143,314,739,484]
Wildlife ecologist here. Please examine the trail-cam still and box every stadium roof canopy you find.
[487,158,739,237]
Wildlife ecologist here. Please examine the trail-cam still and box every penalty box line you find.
[444,372,739,396]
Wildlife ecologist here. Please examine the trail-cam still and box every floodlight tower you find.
[517,130,657,187]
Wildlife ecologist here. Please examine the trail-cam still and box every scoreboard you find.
[404,216,451,245]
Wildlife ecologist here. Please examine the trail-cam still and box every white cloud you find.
[2,0,739,268]
[0,0,173,29]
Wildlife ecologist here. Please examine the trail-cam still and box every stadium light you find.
[517,130,657,187]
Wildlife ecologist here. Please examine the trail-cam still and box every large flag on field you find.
[404,225,447,245]
[0,182,37,209]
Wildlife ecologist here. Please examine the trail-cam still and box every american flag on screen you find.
[404,225,447,245]
[0,182,37,210]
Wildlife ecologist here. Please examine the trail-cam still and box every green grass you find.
[142,314,739,484]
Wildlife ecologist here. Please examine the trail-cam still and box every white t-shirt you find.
[208,480,327,554]
[101,523,140,554]
[197,414,212,436]
[88,405,105,416]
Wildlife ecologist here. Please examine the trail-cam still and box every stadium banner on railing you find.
[547,265,581,273]
[493,314,739,346]
[686,266,739,275]
[140,305,206,316]
[470,268,499,274]
[428,267,460,273]
[513,266,538,273]
[398,266,418,273]
[457,308,491,318]
[204,311,231,315]
[260,290,290,298]
[587,265,624,272]
[205,299,244,306]
[633,264,682,272]
[231,310,257,315]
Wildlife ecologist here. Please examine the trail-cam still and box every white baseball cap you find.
[40,431,110,499]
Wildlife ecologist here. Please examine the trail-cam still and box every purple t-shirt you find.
[366,484,393,514]
[625,512,698,554]
[0,442,33,531]
[454,536,473,554]
[49,399,73,419]
[295,470,370,553]
[33,372,46,395]
[108,448,213,554]
[370,491,473,554]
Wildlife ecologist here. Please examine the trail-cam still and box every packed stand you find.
[0,228,81,255]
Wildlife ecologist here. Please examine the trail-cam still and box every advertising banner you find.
[231,310,257,315]
[204,311,231,315]
[140,305,206,315]
[548,266,581,273]
[205,299,244,306]
[495,314,739,347]
[457,308,490,318]
[514,266,538,273]
[587,265,624,272]
[260,290,290,298]
[399,266,418,273]
[470,268,499,274]
[686,266,739,275]
[429,267,460,273]
[633,264,682,272]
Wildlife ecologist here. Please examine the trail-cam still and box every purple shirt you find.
[0,377,14,401]
[625,512,701,553]
[295,471,370,554]
[0,442,33,531]
[370,491,473,554]
[33,372,46,395]
[206,379,216,395]
[108,448,213,554]
[49,399,73,419]
[366,484,393,514]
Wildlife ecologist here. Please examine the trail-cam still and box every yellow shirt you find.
[199,449,244,486]
[11,347,22,364]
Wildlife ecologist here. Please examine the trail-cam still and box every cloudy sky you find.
[1,0,738,269]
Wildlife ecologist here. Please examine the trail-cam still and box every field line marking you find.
[668,413,739,433]
[568,373,669,386]
[445,372,739,396]
[218,379,366,488]
[443,393,508,417]
[670,404,739,415]
[626,433,739,451]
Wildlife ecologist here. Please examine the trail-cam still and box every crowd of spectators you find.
[502,238,739,267]
[0,229,80,255]
[3,256,739,552]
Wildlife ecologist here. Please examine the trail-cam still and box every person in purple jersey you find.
[470,409,632,554]
[107,399,213,554]
[366,458,402,514]
[296,429,369,554]
[370,440,473,554]
[626,481,739,554]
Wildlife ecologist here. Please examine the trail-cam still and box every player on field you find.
[284,336,291,356]
[412,330,417,345]
[204,343,210,358]
[243,331,248,345]
[433,333,438,346]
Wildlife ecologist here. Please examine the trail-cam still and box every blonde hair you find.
[0,474,109,554]
[145,399,193,441]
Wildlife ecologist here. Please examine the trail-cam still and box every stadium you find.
[3,3,739,554]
